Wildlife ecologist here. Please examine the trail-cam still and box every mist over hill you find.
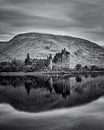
[0,32,104,68]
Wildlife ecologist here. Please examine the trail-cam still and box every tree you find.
[90,65,99,71]
[83,65,89,71]
[75,64,82,71]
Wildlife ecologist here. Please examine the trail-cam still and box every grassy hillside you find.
[0,32,104,68]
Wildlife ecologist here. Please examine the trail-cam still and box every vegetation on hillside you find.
[0,48,104,72]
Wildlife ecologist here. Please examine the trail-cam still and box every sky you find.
[0,0,104,46]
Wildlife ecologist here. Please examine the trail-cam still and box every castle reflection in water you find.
[0,74,104,112]
[0,75,73,99]
[0,74,100,99]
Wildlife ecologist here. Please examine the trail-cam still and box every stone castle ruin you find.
[24,48,70,71]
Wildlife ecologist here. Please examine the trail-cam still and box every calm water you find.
[0,74,104,130]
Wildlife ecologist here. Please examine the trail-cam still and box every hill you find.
[0,32,104,68]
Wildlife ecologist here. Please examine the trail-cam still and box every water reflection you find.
[75,75,82,83]
[53,78,70,99]
[25,82,32,96]
[0,74,104,112]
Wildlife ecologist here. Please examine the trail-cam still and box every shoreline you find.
[0,71,104,76]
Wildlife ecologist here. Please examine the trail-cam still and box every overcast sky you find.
[0,0,104,45]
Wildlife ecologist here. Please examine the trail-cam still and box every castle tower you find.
[48,54,53,70]
[25,53,31,65]
[61,48,70,68]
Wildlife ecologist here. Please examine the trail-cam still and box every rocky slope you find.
[0,32,104,68]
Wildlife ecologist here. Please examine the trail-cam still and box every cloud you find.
[0,0,104,45]
[66,1,104,44]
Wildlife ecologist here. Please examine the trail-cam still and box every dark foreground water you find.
[0,74,104,130]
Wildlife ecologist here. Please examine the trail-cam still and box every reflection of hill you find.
[0,75,104,112]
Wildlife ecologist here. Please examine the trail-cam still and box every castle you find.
[24,48,70,71]
[24,53,53,71]
[53,48,70,68]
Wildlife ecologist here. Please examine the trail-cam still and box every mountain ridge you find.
[0,32,104,68]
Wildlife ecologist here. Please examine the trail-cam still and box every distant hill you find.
[101,46,104,49]
[0,32,104,68]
